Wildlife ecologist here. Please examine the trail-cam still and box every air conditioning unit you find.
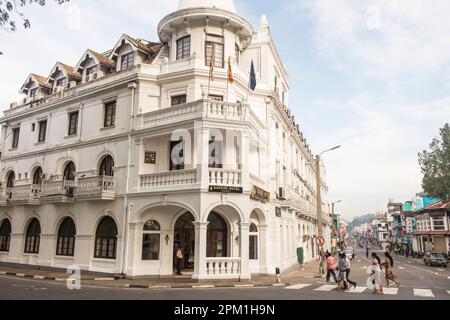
[10,102,18,109]
[93,73,98,80]
[278,187,287,200]
[69,81,77,88]
[54,86,63,93]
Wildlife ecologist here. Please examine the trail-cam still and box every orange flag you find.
[228,56,234,84]
[210,46,215,81]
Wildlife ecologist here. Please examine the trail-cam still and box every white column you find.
[239,222,251,280]
[196,128,210,190]
[259,224,269,274]
[125,223,141,276]
[239,131,250,192]
[192,221,209,281]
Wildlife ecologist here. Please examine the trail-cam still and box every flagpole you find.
[226,57,230,103]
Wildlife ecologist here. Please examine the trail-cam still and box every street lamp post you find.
[315,145,341,276]
[331,200,342,254]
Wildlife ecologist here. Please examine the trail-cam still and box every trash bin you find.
[297,247,304,265]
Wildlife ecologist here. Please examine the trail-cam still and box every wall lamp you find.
[165,234,170,245]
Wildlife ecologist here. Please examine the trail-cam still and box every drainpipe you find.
[121,81,137,276]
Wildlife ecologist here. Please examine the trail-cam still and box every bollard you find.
[275,267,281,284]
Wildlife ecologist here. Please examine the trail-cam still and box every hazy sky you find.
[1,0,449,220]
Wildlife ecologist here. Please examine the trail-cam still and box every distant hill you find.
[349,214,376,231]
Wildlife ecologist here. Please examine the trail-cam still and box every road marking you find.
[383,288,399,295]
[398,266,405,270]
[314,285,336,292]
[286,284,312,290]
[413,289,435,298]
[346,286,367,293]
[437,269,444,272]
[447,290,450,296]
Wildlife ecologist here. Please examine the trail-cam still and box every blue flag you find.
[249,60,257,91]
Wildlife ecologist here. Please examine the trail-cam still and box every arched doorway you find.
[207,212,228,258]
[174,212,195,271]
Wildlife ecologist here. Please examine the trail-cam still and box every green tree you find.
[0,0,69,32]
[418,123,450,201]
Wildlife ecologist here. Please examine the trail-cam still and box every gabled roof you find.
[19,74,52,94]
[47,62,82,83]
[75,49,115,73]
[108,34,162,64]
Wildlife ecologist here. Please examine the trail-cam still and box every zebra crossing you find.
[285,283,450,298]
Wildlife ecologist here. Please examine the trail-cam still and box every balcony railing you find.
[77,176,117,199]
[141,99,250,129]
[206,258,241,279]
[140,169,197,188]
[41,180,77,198]
[0,185,42,205]
[209,169,242,187]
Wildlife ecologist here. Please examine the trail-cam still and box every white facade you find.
[0,0,331,280]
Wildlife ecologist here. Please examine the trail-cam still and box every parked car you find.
[424,252,448,267]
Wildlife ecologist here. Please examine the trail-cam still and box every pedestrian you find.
[176,246,184,276]
[337,253,349,291]
[383,252,400,287]
[370,252,383,295]
[345,253,357,289]
[326,252,338,283]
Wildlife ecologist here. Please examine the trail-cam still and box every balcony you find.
[209,169,242,187]
[141,99,251,130]
[0,185,42,206]
[77,176,118,201]
[41,180,77,203]
[139,169,198,192]
[205,258,241,280]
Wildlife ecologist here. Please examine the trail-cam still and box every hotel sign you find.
[251,186,270,203]
[209,186,243,194]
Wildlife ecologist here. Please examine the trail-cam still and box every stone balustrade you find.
[209,169,242,187]
[205,258,241,278]
[140,169,197,188]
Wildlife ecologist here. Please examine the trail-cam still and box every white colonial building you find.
[0,0,332,280]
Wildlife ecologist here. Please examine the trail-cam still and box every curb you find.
[125,283,288,290]
[0,270,291,290]
[0,270,116,282]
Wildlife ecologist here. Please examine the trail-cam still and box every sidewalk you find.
[0,260,324,289]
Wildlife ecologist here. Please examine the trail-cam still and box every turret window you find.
[205,34,224,68]
[176,36,191,60]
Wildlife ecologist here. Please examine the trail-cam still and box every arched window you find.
[94,217,118,259]
[63,162,76,181]
[56,217,76,257]
[99,156,115,177]
[207,212,228,258]
[142,220,160,261]
[249,223,259,260]
[33,167,43,185]
[24,218,41,254]
[0,219,11,252]
[6,171,15,188]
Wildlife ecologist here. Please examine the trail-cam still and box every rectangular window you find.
[209,137,223,169]
[56,78,67,88]
[0,235,10,252]
[235,44,240,64]
[31,123,35,132]
[249,235,258,260]
[142,234,160,260]
[12,127,20,149]
[176,36,191,60]
[171,95,187,106]
[38,120,47,142]
[432,218,445,231]
[170,140,185,171]
[205,34,224,68]
[121,52,135,70]
[30,88,39,100]
[85,66,98,82]
[104,101,116,127]
[68,111,79,136]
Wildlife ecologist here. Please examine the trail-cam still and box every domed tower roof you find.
[177,0,236,13]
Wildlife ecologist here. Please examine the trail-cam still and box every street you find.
[0,250,448,300]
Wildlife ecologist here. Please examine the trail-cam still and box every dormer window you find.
[56,78,67,89]
[30,88,39,100]
[121,52,135,70]
[85,66,98,82]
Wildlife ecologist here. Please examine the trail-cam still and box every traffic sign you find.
[316,236,325,246]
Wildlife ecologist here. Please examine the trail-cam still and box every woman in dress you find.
[370,252,384,295]
[383,252,400,287]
